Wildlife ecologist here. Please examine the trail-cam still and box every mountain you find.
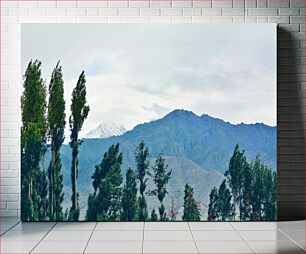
[58,109,276,219]
[85,122,126,139]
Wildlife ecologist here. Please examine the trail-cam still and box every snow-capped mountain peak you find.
[85,122,126,139]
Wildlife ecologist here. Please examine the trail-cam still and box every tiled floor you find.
[0,218,304,253]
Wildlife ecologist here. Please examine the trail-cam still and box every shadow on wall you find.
[277,26,305,221]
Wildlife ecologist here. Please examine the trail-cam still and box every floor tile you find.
[0,241,37,253]
[1,230,47,242]
[275,221,305,231]
[32,241,87,253]
[90,230,143,241]
[96,222,143,231]
[239,230,291,241]
[12,222,55,231]
[282,230,305,249]
[232,222,276,231]
[197,241,253,253]
[192,230,243,241]
[42,230,92,242]
[249,240,305,253]
[144,230,193,241]
[189,222,234,231]
[143,241,198,253]
[145,222,189,231]
[52,222,96,231]
[85,241,142,253]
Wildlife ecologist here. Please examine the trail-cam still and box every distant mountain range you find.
[85,122,126,139]
[57,109,276,219]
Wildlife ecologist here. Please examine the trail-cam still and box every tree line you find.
[21,60,276,221]
[21,60,90,221]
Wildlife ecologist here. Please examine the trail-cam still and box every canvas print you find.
[21,24,276,222]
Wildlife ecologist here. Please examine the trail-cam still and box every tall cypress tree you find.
[207,187,219,221]
[47,62,66,221]
[69,71,90,221]
[21,60,47,221]
[217,180,234,221]
[86,144,123,221]
[225,144,247,220]
[121,167,138,221]
[182,184,200,221]
[150,209,158,221]
[135,140,150,221]
[150,153,172,221]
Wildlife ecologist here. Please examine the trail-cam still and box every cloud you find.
[22,23,277,138]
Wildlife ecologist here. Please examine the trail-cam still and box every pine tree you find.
[207,187,219,221]
[225,144,248,220]
[150,153,172,221]
[150,209,158,221]
[182,184,201,221]
[21,60,47,221]
[262,170,276,221]
[217,180,234,221]
[135,141,150,221]
[69,71,90,221]
[86,144,123,221]
[121,168,138,221]
[47,62,66,221]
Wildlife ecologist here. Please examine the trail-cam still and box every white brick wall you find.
[0,0,305,219]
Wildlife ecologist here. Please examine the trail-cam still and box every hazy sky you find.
[21,23,276,137]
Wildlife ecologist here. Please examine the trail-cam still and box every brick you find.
[118,8,140,16]
[129,0,149,7]
[2,1,18,8]
[7,202,20,210]
[257,0,267,8]
[172,16,193,23]
[8,8,29,16]
[245,16,257,22]
[222,8,245,15]
[47,8,67,16]
[233,16,245,22]
[172,0,192,7]
[1,202,7,210]
[268,0,290,7]
[140,8,160,16]
[29,8,48,16]
[0,210,19,217]
[268,16,290,23]
[86,8,99,16]
[278,8,300,15]
[77,1,107,8]
[183,8,202,16]
[0,171,19,178]
[257,16,268,22]
[202,8,221,15]
[39,1,56,8]
[149,16,172,23]
[212,16,233,22]
[247,8,278,15]
[108,16,129,23]
[192,16,212,22]
[193,0,212,7]
[233,0,244,7]
[57,1,77,8]
[150,0,171,8]
[108,0,129,8]
[290,0,305,7]
[245,0,256,7]
[76,16,107,22]
[67,8,87,16]
[290,16,305,24]
[0,194,19,202]
[127,16,150,23]
[99,8,118,16]
[161,8,183,16]
[212,0,233,7]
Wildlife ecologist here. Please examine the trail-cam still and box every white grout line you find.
[83,222,97,254]
[29,222,57,254]
[187,222,200,254]
[230,222,256,254]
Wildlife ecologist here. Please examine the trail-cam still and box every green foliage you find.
[150,209,158,221]
[207,187,218,221]
[121,168,138,221]
[69,71,90,221]
[182,184,201,221]
[168,196,178,221]
[86,144,123,221]
[47,62,66,221]
[135,141,150,221]
[21,60,47,221]
[150,153,172,221]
